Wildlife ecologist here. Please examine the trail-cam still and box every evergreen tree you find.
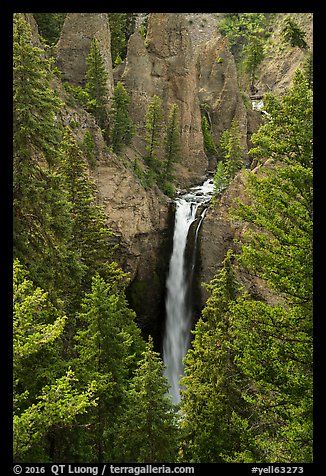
[71,273,146,462]
[227,69,313,462]
[303,51,313,90]
[144,95,164,174]
[243,36,265,89]
[13,14,79,300]
[213,118,244,194]
[179,252,249,462]
[213,160,229,194]
[59,128,114,303]
[281,16,308,49]
[226,297,312,462]
[13,259,97,462]
[249,69,312,169]
[85,38,109,132]
[181,68,313,463]
[108,13,137,64]
[109,81,134,153]
[218,13,269,60]
[161,103,181,194]
[33,13,66,45]
[81,130,96,169]
[201,115,217,159]
[114,337,179,463]
[232,70,313,312]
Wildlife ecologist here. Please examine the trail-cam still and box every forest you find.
[13,13,313,464]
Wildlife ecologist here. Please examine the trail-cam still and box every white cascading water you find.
[163,178,214,404]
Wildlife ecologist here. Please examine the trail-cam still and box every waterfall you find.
[163,178,214,404]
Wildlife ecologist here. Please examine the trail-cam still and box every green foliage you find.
[213,119,244,194]
[108,13,136,64]
[85,38,110,131]
[113,337,179,462]
[281,16,308,49]
[81,130,97,169]
[179,252,248,462]
[181,67,313,462]
[13,260,97,462]
[142,98,181,196]
[13,11,312,465]
[249,70,313,168]
[218,13,270,90]
[109,81,134,153]
[33,13,66,46]
[219,13,269,59]
[13,14,81,300]
[229,68,313,461]
[73,273,146,461]
[243,36,265,87]
[234,71,313,305]
[59,128,114,296]
[162,103,181,188]
[108,14,128,64]
[303,50,313,89]
[201,115,217,158]
[63,82,89,108]
[145,95,164,172]
[13,14,182,464]
[213,160,229,193]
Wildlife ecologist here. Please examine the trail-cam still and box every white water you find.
[163,178,214,404]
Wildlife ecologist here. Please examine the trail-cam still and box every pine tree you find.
[162,103,181,189]
[81,130,96,169]
[144,95,164,173]
[13,259,97,462]
[72,273,146,462]
[227,68,313,462]
[56,127,116,312]
[13,14,79,300]
[213,118,244,195]
[108,13,128,64]
[281,17,308,49]
[201,115,217,159]
[179,251,249,462]
[303,51,313,90]
[114,336,179,463]
[85,38,109,132]
[33,13,66,45]
[109,81,134,153]
[243,36,265,89]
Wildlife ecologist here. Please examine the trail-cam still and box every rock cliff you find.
[256,13,313,95]
[56,94,171,339]
[198,165,285,307]
[56,13,114,98]
[197,13,313,308]
[52,12,309,333]
[197,32,249,167]
[122,13,208,187]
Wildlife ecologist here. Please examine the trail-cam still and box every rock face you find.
[197,32,249,168]
[122,13,208,187]
[198,167,284,307]
[58,94,171,339]
[197,13,313,306]
[256,13,313,95]
[95,157,171,341]
[56,13,114,98]
[22,14,42,46]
